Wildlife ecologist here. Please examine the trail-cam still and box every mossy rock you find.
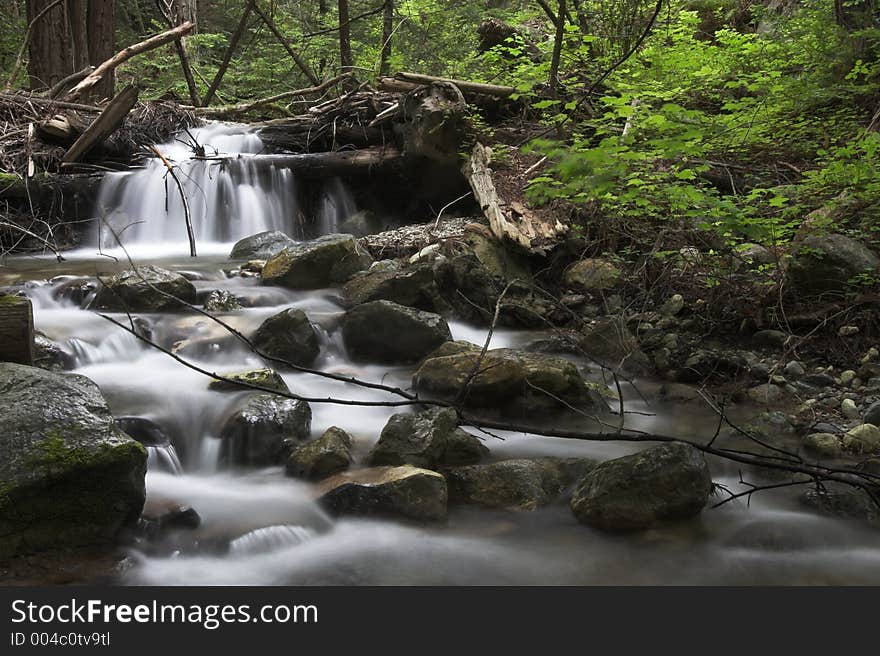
[262,234,373,289]
[91,265,197,312]
[0,363,146,558]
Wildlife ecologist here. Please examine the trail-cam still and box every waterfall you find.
[92,122,357,250]
[228,525,316,556]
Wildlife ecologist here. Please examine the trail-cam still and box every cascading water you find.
[92,122,356,253]
[5,121,880,585]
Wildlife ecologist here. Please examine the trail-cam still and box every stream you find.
[3,124,880,585]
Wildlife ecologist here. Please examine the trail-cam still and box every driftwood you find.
[395,72,515,98]
[62,85,140,164]
[0,171,101,199]
[463,143,567,254]
[191,74,351,118]
[0,294,34,366]
[64,21,194,101]
[196,147,401,177]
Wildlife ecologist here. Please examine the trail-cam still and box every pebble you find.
[841,398,860,419]
[839,370,856,386]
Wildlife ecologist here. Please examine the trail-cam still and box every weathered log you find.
[190,74,351,118]
[399,82,469,164]
[62,85,139,164]
[395,72,515,98]
[64,21,194,101]
[35,113,90,145]
[0,172,102,199]
[47,66,95,99]
[0,294,34,366]
[192,147,402,177]
[377,77,420,94]
[463,143,567,254]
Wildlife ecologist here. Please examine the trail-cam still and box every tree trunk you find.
[548,0,565,96]
[379,0,394,76]
[203,0,255,106]
[67,0,89,70]
[27,0,72,90]
[338,0,353,77]
[86,0,116,100]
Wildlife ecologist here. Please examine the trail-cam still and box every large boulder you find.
[252,308,320,367]
[286,426,353,480]
[788,234,879,297]
[219,394,311,468]
[368,407,488,469]
[445,458,596,511]
[433,254,500,323]
[570,442,713,531]
[340,264,439,310]
[91,265,197,312]
[413,341,608,420]
[230,231,296,260]
[341,300,452,364]
[0,363,146,558]
[841,423,880,454]
[317,465,447,521]
[261,233,373,289]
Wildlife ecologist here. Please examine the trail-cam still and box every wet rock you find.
[464,228,534,283]
[52,276,98,307]
[219,394,311,467]
[414,341,608,420]
[678,348,748,382]
[262,234,373,289]
[784,361,805,378]
[433,254,499,323]
[203,289,241,312]
[841,424,880,454]
[317,465,447,521]
[840,370,857,386]
[802,372,835,388]
[341,300,452,364]
[865,401,880,426]
[578,316,649,372]
[91,265,197,312]
[570,443,713,531]
[788,233,879,297]
[115,416,171,447]
[747,383,790,406]
[208,368,290,394]
[799,483,880,525]
[802,433,841,458]
[32,331,75,371]
[0,363,147,558]
[368,407,487,469]
[340,264,439,310]
[286,426,352,480]
[445,458,596,511]
[338,210,382,238]
[230,231,296,260]
[563,258,620,291]
[252,308,320,367]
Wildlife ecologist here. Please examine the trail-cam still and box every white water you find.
[92,123,356,255]
[3,123,879,585]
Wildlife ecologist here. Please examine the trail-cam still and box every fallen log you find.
[0,294,34,366]
[0,171,103,200]
[190,147,402,177]
[64,21,194,102]
[35,113,89,145]
[395,72,515,98]
[463,143,567,254]
[62,85,140,164]
[190,74,351,119]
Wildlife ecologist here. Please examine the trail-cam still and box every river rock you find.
[570,443,713,531]
[413,341,608,420]
[799,483,880,525]
[445,458,596,511]
[252,308,320,367]
[841,398,860,419]
[91,265,197,312]
[801,432,841,458]
[841,423,880,454]
[286,426,353,480]
[219,394,311,467]
[752,329,788,348]
[342,300,452,364]
[317,465,447,521]
[208,368,290,394]
[864,401,880,426]
[115,416,172,447]
[433,254,500,323]
[203,289,241,312]
[230,231,296,260]
[33,331,75,371]
[0,363,146,558]
[563,258,620,291]
[262,234,373,289]
[368,407,487,469]
[788,233,879,297]
[747,383,790,406]
[578,316,648,372]
[340,264,439,310]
